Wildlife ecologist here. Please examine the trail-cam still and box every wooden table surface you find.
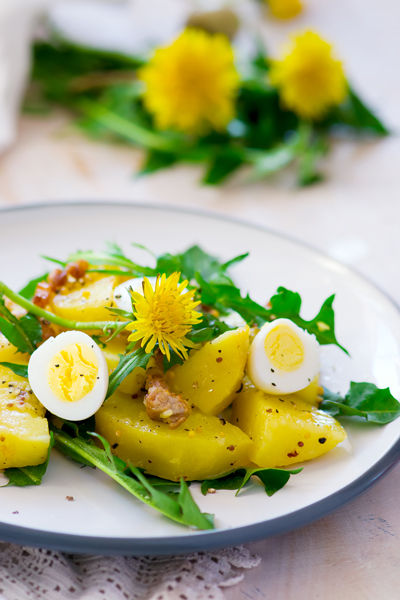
[0,0,400,597]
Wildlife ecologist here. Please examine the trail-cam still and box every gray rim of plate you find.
[1,200,400,556]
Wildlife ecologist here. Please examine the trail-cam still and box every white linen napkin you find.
[0,0,53,152]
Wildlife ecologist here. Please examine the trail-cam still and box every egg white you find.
[28,330,109,421]
[247,318,320,395]
[113,277,157,313]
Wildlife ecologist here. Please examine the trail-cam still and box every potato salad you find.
[1,244,399,530]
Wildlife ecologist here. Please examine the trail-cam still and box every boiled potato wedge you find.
[231,382,346,468]
[0,333,30,365]
[96,391,253,481]
[50,276,117,322]
[0,363,50,468]
[101,336,149,395]
[166,326,249,415]
[295,375,320,406]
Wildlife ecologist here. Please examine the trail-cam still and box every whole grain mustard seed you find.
[319,437,327,444]
[188,431,196,438]
[216,357,223,363]
[207,488,216,494]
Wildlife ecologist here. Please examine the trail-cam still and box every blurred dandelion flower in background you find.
[267,0,303,20]
[138,28,239,135]
[269,31,347,120]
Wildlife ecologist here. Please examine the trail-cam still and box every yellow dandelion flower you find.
[125,272,202,361]
[269,31,347,120]
[267,0,303,20]
[138,28,239,135]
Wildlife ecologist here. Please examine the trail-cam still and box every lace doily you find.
[0,542,260,600]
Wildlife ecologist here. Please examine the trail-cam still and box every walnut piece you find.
[144,375,191,429]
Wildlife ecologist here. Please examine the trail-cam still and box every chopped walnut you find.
[47,268,68,288]
[144,375,191,429]
[33,260,89,310]
[33,281,54,308]
[66,260,89,280]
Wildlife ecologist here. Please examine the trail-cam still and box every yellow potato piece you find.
[0,350,46,418]
[231,382,346,468]
[96,391,253,481]
[0,333,30,364]
[295,374,320,405]
[0,410,50,469]
[101,337,148,396]
[167,326,250,415]
[0,363,50,468]
[50,276,117,322]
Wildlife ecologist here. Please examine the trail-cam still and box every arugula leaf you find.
[0,299,42,354]
[187,311,232,343]
[320,383,400,424]
[203,147,244,185]
[130,465,213,529]
[0,363,28,379]
[18,274,48,300]
[196,275,270,324]
[201,466,302,497]
[177,477,214,528]
[163,348,185,371]
[50,424,214,530]
[196,277,347,353]
[156,245,247,284]
[139,149,178,175]
[56,416,96,442]
[201,471,245,495]
[235,467,302,497]
[106,347,153,399]
[5,433,55,487]
[267,287,348,353]
[19,314,43,348]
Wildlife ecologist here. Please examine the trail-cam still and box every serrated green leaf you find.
[196,278,347,353]
[50,423,214,530]
[177,478,214,529]
[320,383,400,424]
[0,298,42,354]
[106,347,153,399]
[0,316,32,354]
[201,466,302,497]
[20,314,43,348]
[139,150,178,175]
[203,147,244,185]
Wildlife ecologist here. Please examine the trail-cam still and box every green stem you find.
[0,281,122,333]
[76,99,184,153]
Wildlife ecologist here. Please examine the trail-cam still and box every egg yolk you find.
[264,325,304,372]
[47,343,98,402]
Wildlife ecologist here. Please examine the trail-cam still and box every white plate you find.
[0,202,400,555]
